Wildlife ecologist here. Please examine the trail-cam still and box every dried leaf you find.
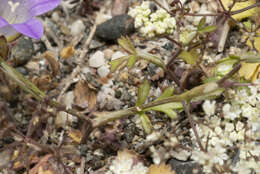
[222,0,258,20]
[74,80,97,110]
[60,45,75,59]
[42,51,60,76]
[246,28,260,52]
[239,62,260,82]
[68,128,82,143]
[148,164,176,174]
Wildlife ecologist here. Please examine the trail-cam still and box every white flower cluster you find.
[105,150,148,174]
[191,83,260,174]
[128,1,176,37]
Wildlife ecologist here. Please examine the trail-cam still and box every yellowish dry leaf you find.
[38,167,53,174]
[239,62,260,82]
[147,164,176,174]
[221,0,258,20]
[246,29,260,52]
[60,45,75,59]
[68,128,82,143]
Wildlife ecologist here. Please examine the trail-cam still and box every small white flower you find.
[202,100,216,116]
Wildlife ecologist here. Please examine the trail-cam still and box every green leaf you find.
[118,36,136,54]
[146,102,182,119]
[178,50,199,65]
[154,87,174,101]
[109,56,129,72]
[139,112,152,134]
[198,25,217,33]
[198,17,206,30]
[137,51,166,70]
[127,55,137,69]
[136,80,150,106]
[0,36,9,60]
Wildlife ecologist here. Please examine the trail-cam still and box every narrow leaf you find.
[139,112,152,134]
[136,80,150,106]
[127,55,137,69]
[198,17,206,30]
[154,87,174,102]
[145,102,182,119]
[137,51,166,70]
[109,56,129,72]
[198,25,217,33]
[118,36,136,54]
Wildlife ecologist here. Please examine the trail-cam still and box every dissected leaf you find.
[127,55,137,69]
[178,49,199,65]
[137,51,166,70]
[118,36,136,54]
[136,80,150,106]
[222,0,258,20]
[148,163,176,174]
[139,112,152,134]
[110,55,129,72]
[0,36,9,60]
[198,25,217,33]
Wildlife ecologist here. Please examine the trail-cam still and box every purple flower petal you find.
[12,18,43,39]
[0,17,8,27]
[29,0,61,16]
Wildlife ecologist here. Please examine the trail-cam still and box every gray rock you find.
[11,37,34,66]
[95,14,135,42]
[168,158,203,174]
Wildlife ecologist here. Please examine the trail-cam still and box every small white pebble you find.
[70,20,85,36]
[97,65,110,77]
[89,51,105,68]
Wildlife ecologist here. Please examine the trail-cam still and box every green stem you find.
[93,82,221,127]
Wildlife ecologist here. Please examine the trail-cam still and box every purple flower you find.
[0,0,61,39]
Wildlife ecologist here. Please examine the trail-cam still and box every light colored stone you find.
[103,49,114,59]
[111,51,126,60]
[98,65,110,77]
[70,20,85,36]
[89,51,105,68]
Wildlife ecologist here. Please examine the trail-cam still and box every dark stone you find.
[11,37,34,66]
[95,14,135,42]
[15,67,28,75]
[162,42,174,50]
[168,158,203,174]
